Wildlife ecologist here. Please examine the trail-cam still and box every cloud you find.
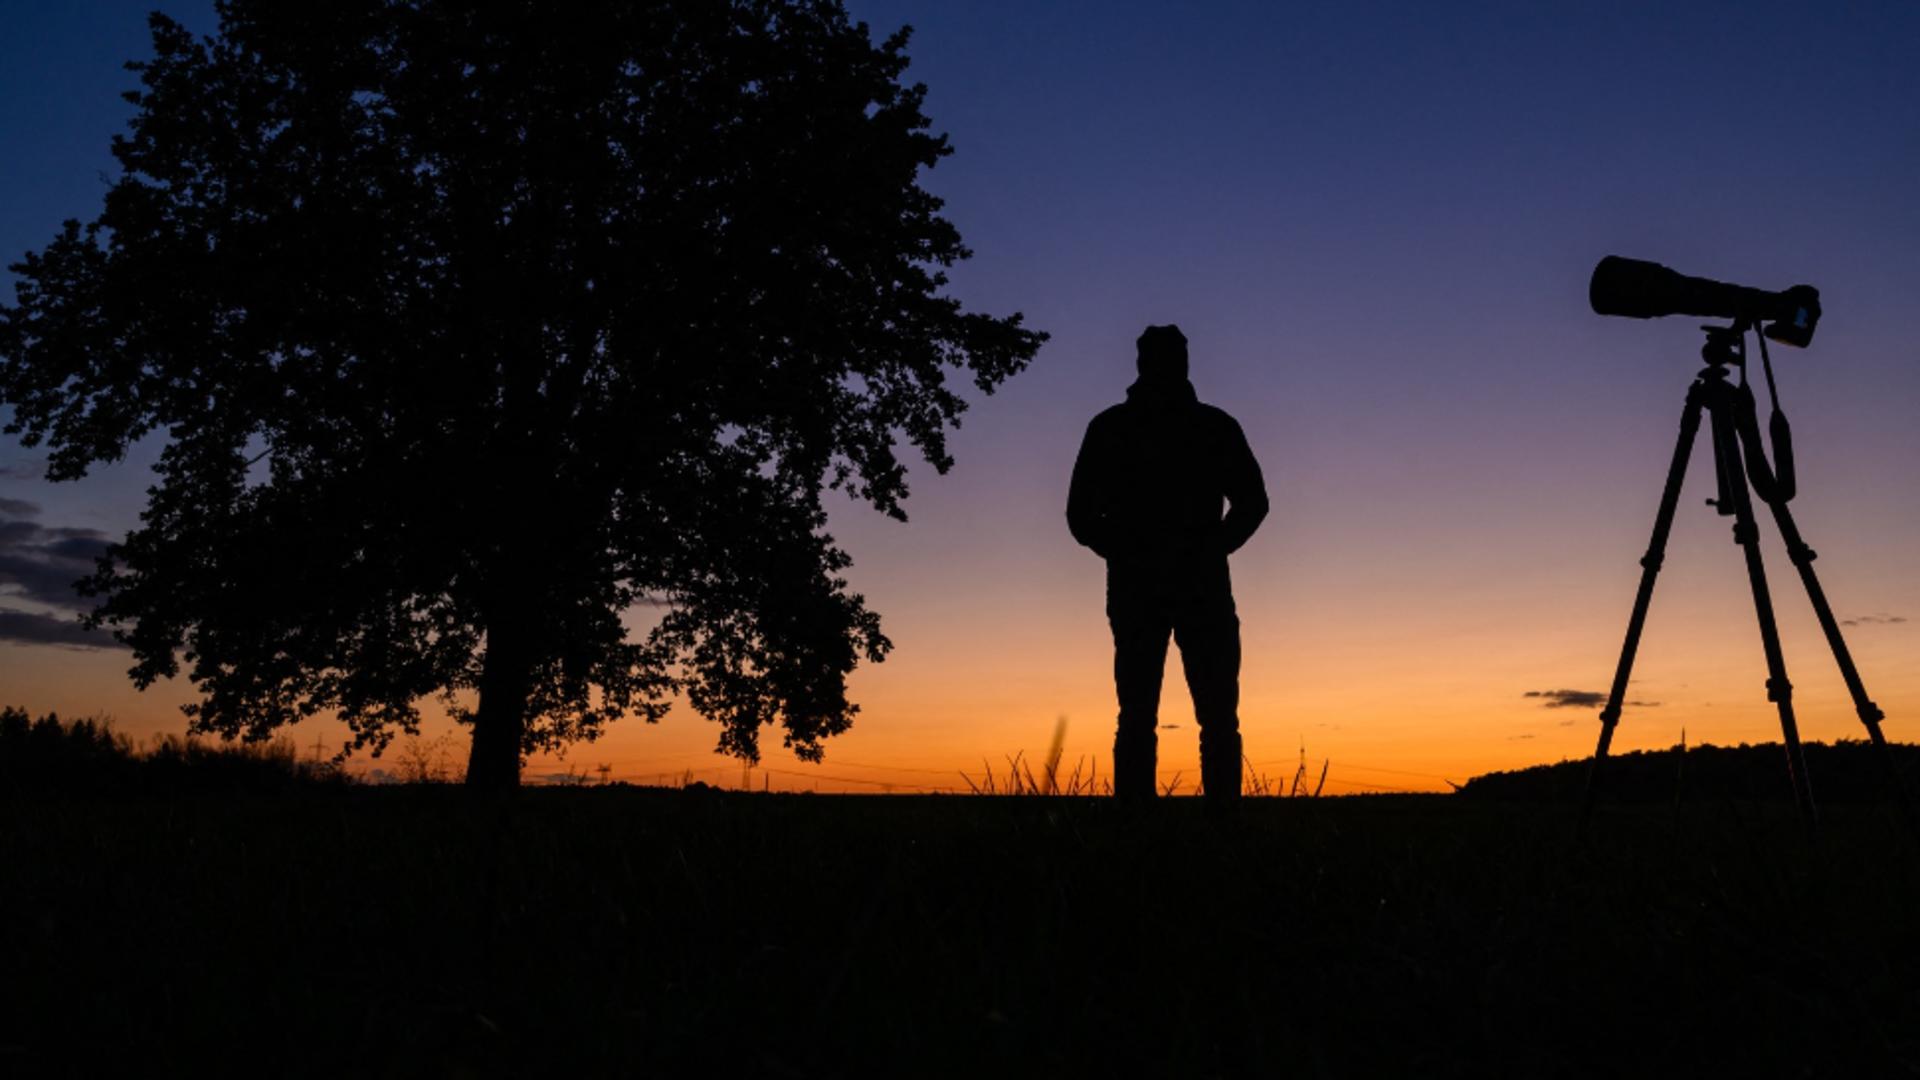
[1524,689,1660,709]
[0,609,122,650]
[1841,613,1907,627]
[0,502,111,609]
[1525,689,1606,709]
[0,461,46,480]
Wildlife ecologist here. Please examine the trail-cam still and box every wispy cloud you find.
[1524,689,1660,709]
[1841,613,1907,627]
[1525,689,1605,708]
[0,502,111,610]
[0,610,121,650]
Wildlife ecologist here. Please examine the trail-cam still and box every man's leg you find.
[1176,587,1243,805]
[1108,580,1172,802]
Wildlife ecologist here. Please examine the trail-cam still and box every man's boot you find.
[1113,721,1157,802]
[1200,728,1242,812]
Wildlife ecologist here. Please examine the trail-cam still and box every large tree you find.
[0,1,1042,787]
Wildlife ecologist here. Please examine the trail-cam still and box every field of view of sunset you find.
[4,1,1918,795]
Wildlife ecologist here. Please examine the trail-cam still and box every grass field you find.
[5,787,1919,1077]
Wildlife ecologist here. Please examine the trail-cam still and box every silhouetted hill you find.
[1457,739,1920,803]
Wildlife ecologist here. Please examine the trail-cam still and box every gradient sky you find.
[4,1,1918,792]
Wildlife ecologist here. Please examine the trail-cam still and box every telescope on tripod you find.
[1579,257,1909,831]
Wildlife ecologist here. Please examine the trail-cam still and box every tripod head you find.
[1685,317,1798,514]
[1699,322,1750,370]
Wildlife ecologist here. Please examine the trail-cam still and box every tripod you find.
[1579,321,1907,830]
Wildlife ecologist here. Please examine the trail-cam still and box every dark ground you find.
[5,787,1918,1078]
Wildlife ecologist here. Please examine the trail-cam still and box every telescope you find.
[1578,253,1919,842]
[1589,256,1821,347]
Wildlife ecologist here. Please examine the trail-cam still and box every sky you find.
[3,1,1918,793]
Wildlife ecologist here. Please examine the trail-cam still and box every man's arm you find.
[1066,417,1113,558]
[1217,416,1268,555]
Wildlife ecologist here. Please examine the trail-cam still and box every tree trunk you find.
[467,388,546,789]
[466,612,533,789]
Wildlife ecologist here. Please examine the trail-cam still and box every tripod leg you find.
[1716,404,1818,822]
[1580,383,1707,836]
[1763,498,1916,831]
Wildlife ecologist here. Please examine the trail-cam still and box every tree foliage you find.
[0,1,1043,784]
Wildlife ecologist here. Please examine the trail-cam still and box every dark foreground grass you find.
[5,789,1918,1078]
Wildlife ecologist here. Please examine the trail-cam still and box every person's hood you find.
[1125,376,1198,410]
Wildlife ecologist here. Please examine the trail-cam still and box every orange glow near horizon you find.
[8,2,1920,799]
[10,463,1917,796]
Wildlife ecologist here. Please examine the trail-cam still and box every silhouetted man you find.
[1068,325,1268,805]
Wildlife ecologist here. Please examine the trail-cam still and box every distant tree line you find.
[1457,740,1920,804]
[0,707,342,794]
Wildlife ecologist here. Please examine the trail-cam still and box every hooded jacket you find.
[1066,376,1268,569]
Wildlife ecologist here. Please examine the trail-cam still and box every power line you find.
[756,766,961,791]
[810,757,969,776]
[1318,776,1421,793]
[1328,762,1459,782]
[1246,758,1454,783]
